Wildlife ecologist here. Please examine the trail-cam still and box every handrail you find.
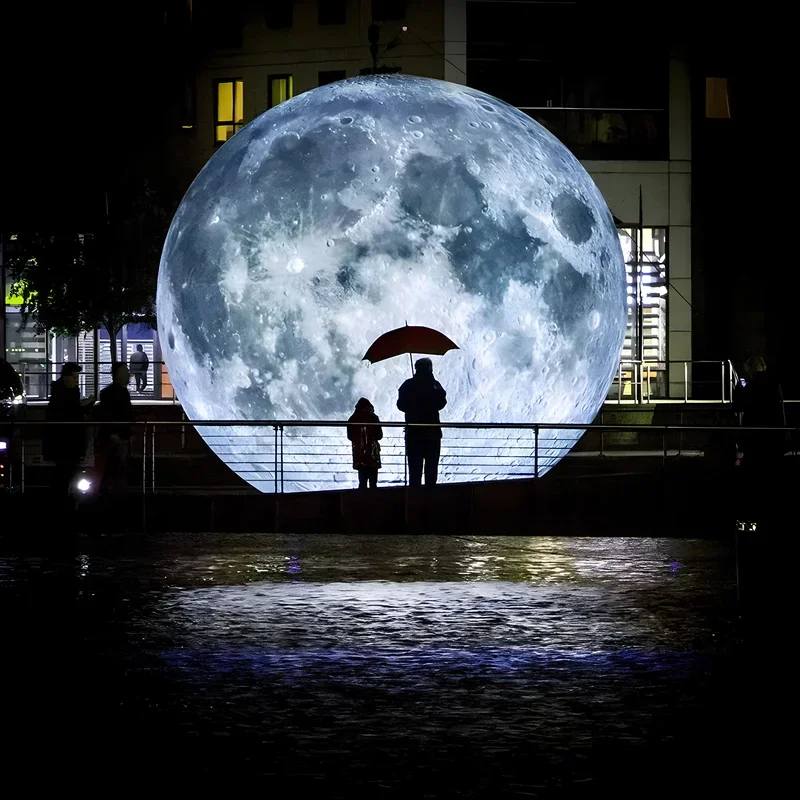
[2,420,797,433]
[3,418,795,495]
[8,358,744,405]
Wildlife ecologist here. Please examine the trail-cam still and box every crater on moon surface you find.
[157,75,626,493]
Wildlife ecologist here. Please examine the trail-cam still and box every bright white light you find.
[76,478,92,493]
[158,76,626,492]
[0,440,7,451]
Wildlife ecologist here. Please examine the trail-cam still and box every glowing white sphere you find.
[157,76,626,492]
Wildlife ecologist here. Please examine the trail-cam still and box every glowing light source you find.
[158,76,626,492]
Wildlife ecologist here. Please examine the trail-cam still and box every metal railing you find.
[608,359,737,404]
[10,358,736,407]
[12,360,177,403]
[1,419,796,495]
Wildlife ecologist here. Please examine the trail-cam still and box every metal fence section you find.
[15,361,177,403]
[194,422,584,493]
[12,359,737,406]
[607,359,737,404]
[2,419,796,495]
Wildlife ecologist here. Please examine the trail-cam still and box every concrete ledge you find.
[4,460,794,538]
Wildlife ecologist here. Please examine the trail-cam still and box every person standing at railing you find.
[397,357,447,487]
[95,363,134,496]
[43,362,95,497]
[733,356,786,472]
[129,344,150,393]
[346,398,383,489]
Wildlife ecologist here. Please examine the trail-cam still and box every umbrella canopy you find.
[362,324,459,365]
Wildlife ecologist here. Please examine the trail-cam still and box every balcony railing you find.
[518,107,668,161]
[8,359,739,406]
[609,360,738,404]
[1,420,796,495]
[11,361,177,403]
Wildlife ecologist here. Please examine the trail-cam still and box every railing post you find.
[721,361,726,403]
[151,424,156,494]
[534,425,539,479]
[662,425,668,466]
[142,422,147,495]
[273,424,278,495]
[618,361,622,404]
[599,412,605,457]
[404,425,408,486]
[21,435,25,494]
[279,424,284,494]
[684,361,688,403]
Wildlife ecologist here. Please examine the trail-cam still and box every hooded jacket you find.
[346,398,383,470]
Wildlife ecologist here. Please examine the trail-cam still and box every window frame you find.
[213,78,244,146]
[268,74,294,108]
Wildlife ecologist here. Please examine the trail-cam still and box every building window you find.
[372,1,406,21]
[266,1,293,29]
[319,70,347,86]
[214,80,244,144]
[614,226,668,399]
[318,0,346,25]
[269,75,294,108]
[705,77,730,119]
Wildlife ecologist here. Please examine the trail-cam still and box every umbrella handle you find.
[409,352,414,376]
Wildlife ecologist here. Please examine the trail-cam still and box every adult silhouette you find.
[397,357,447,487]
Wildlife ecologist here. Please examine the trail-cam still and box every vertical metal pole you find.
[734,529,741,603]
[273,424,278,495]
[721,361,725,403]
[279,425,284,493]
[646,365,652,403]
[404,425,408,486]
[151,425,156,493]
[142,423,147,495]
[534,425,539,479]
[662,426,668,466]
[21,436,25,494]
[684,361,688,403]
[618,362,623,404]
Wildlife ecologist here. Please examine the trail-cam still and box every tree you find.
[6,181,169,364]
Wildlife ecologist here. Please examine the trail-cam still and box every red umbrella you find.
[362,323,459,373]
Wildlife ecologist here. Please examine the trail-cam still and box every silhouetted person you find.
[43,363,95,497]
[95,363,133,496]
[0,356,24,402]
[733,356,785,472]
[397,357,447,487]
[347,397,383,489]
[130,344,150,393]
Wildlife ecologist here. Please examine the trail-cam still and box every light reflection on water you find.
[2,535,739,793]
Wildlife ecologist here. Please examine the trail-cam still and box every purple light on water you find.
[670,561,681,573]
[288,556,302,575]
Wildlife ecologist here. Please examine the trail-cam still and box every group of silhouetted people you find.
[44,361,134,502]
[347,357,447,489]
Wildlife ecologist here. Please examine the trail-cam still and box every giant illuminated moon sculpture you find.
[157,76,626,492]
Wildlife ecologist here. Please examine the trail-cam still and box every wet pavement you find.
[1,535,758,795]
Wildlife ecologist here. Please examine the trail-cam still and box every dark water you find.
[1,536,754,795]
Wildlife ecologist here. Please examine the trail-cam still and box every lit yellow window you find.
[215,79,244,143]
[269,75,294,108]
